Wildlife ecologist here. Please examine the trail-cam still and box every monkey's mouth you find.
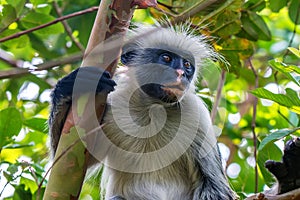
[140,82,186,103]
[161,81,187,102]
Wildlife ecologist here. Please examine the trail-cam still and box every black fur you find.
[265,137,300,194]
[49,67,116,156]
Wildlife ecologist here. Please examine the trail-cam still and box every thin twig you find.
[0,181,10,198]
[211,69,226,124]
[0,53,83,79]
[248,58,259,194]
[0,6,98,43]
[171,0,218,24]
[283,3,300,61]
[52,1,85,53]
[0,49,24,68]
[197,0,234,26]
[154,5,177,17]
[0,169,24,198]
[157,1,182,10]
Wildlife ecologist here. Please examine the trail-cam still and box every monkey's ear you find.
[120,50,137,65]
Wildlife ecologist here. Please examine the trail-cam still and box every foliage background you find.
[0,0,299,199]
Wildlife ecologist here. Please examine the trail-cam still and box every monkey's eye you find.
[162,55,172,63]
[184,61,191,68]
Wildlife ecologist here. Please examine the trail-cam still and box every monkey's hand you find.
[265,137,300,194]
[49,67,116,157]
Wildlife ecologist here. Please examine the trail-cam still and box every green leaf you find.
[3,171,13,181]
[285,64,300,74]
[251,88,300,114]
[288,47,300,58]
[23,118,48,133]
[220,37,254,62]
[0,29,30,49]
[248,11,271,41]
[269,0,287,12]
[0,107,22,148]
[35,4,52,14]
[7,164,19,175]
[257,142,282,186]
[13,184,32,200]
[239,11,271,41]
[240,12,258,40]
[288,0,300,25]
[215,10,241,37]
[20,177,38,194]
[258,128,300,150]
[21,12,64,35]
[6,0,26,16]
[269,59,300,86]
[243,0,266,11]
[29,0,45,6]
[0,4,16,29]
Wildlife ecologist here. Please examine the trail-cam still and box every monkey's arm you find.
[49,67,116,157]
[192,142,236,200]
[265,137,300,194]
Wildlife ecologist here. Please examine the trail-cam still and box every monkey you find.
[265,137,300,194]
[49,23,237,200]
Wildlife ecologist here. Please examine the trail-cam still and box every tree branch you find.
[245,187,300,200]
[248,58,259,193]
[197,0,234,26]
[171,0,218,24]
[0,49,24,68]
[0,6,98,43]
[283,2,300,61]
[52,1,85,53]
[0,53,82,79]
[211,69,226,124]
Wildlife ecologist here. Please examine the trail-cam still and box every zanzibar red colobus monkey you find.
[49,23,237,199]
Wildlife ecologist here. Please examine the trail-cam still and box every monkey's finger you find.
[265,160,288,180]
[76,67,114,82]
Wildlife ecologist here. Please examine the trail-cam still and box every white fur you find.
[99,66,217,200]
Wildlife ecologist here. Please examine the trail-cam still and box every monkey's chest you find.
[101,104,200,199]
[101,120,198,199]
[101,157,197,200]
[101,110,195,172]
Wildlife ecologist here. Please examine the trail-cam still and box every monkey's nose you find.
[176,69,184,79]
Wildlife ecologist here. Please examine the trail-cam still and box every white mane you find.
[124,23,219,69]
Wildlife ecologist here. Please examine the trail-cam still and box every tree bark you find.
[245,188,300,200]
[43,1,157,199]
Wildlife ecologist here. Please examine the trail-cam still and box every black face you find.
[121,48,196,103]
[143,48,195,81]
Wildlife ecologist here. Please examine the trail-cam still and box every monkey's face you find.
[122,48,196,103]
